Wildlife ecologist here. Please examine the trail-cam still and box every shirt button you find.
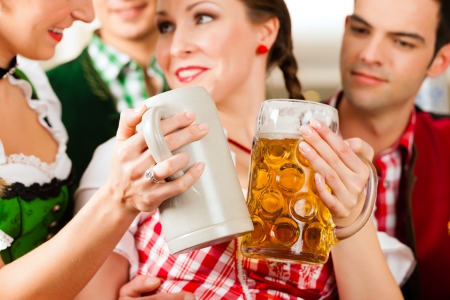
[49,221,58,229]
[383,181,390,188]
[46,233,54,241]
[52,205,61,213]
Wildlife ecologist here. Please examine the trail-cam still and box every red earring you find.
[256,45,269,55]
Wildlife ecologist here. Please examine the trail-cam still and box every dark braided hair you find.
[434,0,450,56]
[240,0,305,100]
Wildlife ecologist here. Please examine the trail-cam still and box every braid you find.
[279,47,304,100]
[241,0,304,100]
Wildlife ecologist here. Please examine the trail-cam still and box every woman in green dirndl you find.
[0,0,208,299]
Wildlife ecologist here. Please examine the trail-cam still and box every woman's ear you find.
[427,43,450,78]
[257,17,280,50]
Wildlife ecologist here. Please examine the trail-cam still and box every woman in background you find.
[0,1,207,299]
[75,0,404,299]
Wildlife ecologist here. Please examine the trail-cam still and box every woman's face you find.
[0,0,94,61]
[155,0,263,103]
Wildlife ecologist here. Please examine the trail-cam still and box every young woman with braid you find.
[75,0,403,299]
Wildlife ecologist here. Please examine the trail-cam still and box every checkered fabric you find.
[328,91,415,237]
[135,212,336,300]
[88,33,168,111]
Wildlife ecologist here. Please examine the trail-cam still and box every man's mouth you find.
[113,4,146,19]
[175,67,208,83]
[48,27,64,42]
[351,71,387,86]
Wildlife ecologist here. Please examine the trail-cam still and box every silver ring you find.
[144,164,164,183]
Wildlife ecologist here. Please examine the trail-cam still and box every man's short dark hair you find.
[435,0,450,55]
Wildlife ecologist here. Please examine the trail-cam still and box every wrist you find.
[98,183,140,219]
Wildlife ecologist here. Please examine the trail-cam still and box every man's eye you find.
[197,14,213,24]
[396,39,415,49]
[158,22,175,34]
[351,26,369,35]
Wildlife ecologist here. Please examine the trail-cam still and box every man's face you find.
[340,0,440,112]
[93,0,157,40]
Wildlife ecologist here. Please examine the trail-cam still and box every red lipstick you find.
[175,66,208,83]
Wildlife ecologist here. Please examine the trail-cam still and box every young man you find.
[331,0,450,298]
[47,0,168,185]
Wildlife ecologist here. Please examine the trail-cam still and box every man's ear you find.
[428,43,450,78]
[257,17,280,50]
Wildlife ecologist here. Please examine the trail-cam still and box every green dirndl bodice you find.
[0,175,74,264]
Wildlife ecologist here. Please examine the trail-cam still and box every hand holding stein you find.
[241,100,377,264]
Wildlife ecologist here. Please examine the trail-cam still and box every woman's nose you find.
[71,0,95,23]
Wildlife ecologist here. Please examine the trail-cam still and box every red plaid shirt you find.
[135,211,336,299]
[328,91,415,236]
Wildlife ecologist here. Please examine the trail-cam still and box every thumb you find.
[116,105,147,142]
[119,275,161,297]
[345,138,374,161]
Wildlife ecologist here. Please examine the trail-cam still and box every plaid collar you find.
[87,33,168,95]
[328,90,416,165]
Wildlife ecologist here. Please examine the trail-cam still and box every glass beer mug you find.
[241,100,377,264]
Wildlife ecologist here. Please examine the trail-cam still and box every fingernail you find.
[344,140,350,147]
[196,162,205,171]
[133,105,146,114]
[315,173,323,183]
[198,123,209,131]
[184,294,196,300]
[300,125,313,136]
[310,120,323,129]
[299,141,311,153]
[145,276,159,285]
[186,112,195,119]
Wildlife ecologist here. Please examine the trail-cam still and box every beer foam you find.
[257,100,338,135]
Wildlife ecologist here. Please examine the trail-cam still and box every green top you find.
[88,33,169,110]
[0,71,73,264]
[0,185,71,264]
[47,35,169,185]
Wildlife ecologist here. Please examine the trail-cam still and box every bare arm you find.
[0,108,208,300]
[332,218,403,300]
[299,120,403,299]
[74,252,130,300]
[75,252,196,300]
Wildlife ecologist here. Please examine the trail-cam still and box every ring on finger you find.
[144,164,165,184]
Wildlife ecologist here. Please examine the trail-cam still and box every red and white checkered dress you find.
[135,211,336,300]
[127,92,415,299]
[328,91,415,237]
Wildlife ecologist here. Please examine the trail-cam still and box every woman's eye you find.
[158,22,175,34]
[197,14,213,24]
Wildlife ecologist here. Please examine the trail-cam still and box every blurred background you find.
[38,0,450,113]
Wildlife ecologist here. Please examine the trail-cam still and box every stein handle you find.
[140,106,184,181]
[334,156,378,240]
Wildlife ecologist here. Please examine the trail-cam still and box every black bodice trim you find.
[1,57,17,79]
[1,171,75,201]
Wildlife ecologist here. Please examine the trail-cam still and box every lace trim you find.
[1,171,75,201]
[0,230,14,251]
[2,153,60,178]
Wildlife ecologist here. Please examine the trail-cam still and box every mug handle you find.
[334,156,378,240]
[140,106,184,181]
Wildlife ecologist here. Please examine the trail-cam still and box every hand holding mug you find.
[298,119,374,224]
[105,106,209,214]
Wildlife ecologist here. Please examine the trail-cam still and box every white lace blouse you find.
[0,57,72,251]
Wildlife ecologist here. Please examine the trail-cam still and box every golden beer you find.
[241,99,377,265]
[241,137,337,264]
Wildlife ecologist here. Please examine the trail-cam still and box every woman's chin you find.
[21,48,55,62]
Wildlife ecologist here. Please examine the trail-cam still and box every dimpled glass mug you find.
[240,100,377,264]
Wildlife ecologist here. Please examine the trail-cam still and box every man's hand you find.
[119,275,195,300]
